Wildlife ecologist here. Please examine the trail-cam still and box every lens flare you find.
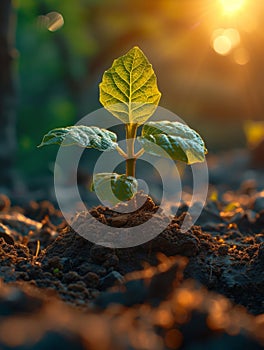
[38,12,64,32]
[211,28,240,56]
[233,48,250,65]
[47,12,64,32]
[213,35,232,55]
[220,0,246,14]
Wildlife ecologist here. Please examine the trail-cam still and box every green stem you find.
[125,123,138,177]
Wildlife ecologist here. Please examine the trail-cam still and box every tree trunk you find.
[0,0,16,188]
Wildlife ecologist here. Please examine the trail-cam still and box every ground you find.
[0,149,263,350]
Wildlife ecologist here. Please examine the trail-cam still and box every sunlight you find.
[224,28,240,46]
[213,35,232,55]
[211,28,240,56]
[220,0,246,14]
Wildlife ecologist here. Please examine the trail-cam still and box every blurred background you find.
[1,0,264,198]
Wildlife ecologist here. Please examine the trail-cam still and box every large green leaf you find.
[138,121,207,164]
[38,126,117,151]
[99,46,161,125]
[91,173,138,205]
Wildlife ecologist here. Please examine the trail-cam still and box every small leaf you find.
[91,173,138,205]
[99,46,161,125]
[38,126,117,151]
[138,121,207,164]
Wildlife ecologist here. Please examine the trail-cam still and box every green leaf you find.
[38,125,117,151]
[91,173,138,205]
[99,46,161,125]
[138,121,207,164]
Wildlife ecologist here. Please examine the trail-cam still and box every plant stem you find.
[116,145,127,158]
[125,123,138,177]
[126,157,136,177]
[134,148,145,158]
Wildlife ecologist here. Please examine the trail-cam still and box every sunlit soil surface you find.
[0,149,264,349]
[0,256,263,349]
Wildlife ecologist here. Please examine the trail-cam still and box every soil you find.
[0,150,264,349]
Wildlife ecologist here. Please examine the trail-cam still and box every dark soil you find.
[0,150,264,349]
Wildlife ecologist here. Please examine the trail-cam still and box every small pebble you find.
[90,245,114,263]
[108,215,128,227]
[62,271,80,284]
[82,272,99,288]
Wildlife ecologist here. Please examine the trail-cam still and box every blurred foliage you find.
[16,0,98,176]
[14,0,264,177]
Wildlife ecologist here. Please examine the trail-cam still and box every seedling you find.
[39,46,207,204]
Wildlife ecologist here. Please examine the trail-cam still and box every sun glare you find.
[220,0,246,14]
[211,28,240,56]
[213,36,232,55]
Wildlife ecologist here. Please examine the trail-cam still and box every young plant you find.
[39,46,207,204]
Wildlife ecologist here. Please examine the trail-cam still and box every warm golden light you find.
[233,48,250,65]
[220,0,246,14]
[224,28,240,47]
[238,14,258,33]
[213,35,232,55]
[211,28,240,56]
